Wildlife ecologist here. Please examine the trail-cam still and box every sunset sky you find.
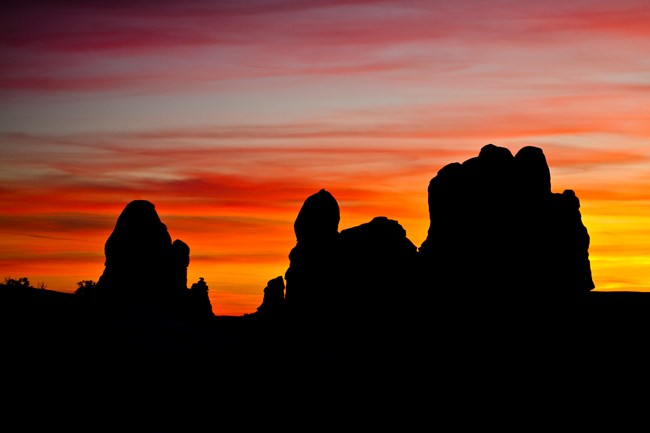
[1,0,649,316]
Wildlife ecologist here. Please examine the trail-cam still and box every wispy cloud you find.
[4,0,648,96]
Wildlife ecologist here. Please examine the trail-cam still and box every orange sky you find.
[1,0,649,315]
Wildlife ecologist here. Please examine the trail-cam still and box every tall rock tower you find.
[419,144,594,303]
[284,189,340,321]
[96,200,213,320]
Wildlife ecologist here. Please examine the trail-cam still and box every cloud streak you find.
[3,0,649,96]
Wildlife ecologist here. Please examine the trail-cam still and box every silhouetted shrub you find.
[2,277,46,290]
[75,279,98,297]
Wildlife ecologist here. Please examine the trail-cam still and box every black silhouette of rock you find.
[189,277,215,319]
[514,145,551,196]
[97,200,175,299]
[419,144,594,307]
[171,239,190,291]
[252,276,286,318]
[267,144,595,339]
[95,200,213,320]
[283,188,421,337]
[338,216,418,321]
[293,188,340,242]
[284,189,340,321]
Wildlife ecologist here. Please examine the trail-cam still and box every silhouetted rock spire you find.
[189,277,214,319]
[95,200,213,320]
[284,189,419,328]
[514,145,551,196]
[171,239,190,291]
[338,216,418,320]
[97,200,176,299]
[285,189,340,321]
[293,188,340,242]
[419,144,594,304]
[253,276,286,318]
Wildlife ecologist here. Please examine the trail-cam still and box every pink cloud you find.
[0,75,165,92]
[3,118,646,191]
[1,1,444,53]
[2,0,648,98]
[532,2,650,38]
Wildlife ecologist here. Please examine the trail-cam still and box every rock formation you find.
[93,144,593,330]
[284,189,340,321]
[97,200,175,299]
[419,144,594,305]
[189,277,214,320]
[171,239,190,292]
[338,216,419,321]
[95,200,213,320]
[252,276,286,318]
[279,144,594,329]
[284,189,419,326]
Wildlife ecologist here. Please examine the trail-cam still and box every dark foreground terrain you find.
[2,285,650,429]
[4,286,650,365]
[5,285,650,357]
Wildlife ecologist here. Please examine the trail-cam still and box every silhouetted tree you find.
[75,279,98,297]
[3,277,31,288]
[2,276,45,289]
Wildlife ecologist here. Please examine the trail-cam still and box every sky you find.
[1,0,649,316]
